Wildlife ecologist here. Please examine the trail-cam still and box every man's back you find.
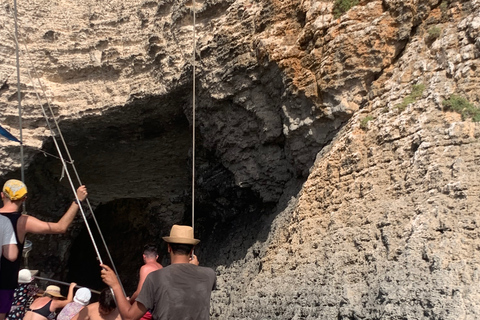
[137,264,216,320]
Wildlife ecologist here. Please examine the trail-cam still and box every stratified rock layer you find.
[1,0,480,318]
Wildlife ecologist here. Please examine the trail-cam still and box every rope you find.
[12,0,26,214]
[192,0,196,234]
[10,10,125,296]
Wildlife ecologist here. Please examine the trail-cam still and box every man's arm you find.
[52,282,76,309]
[100,264,147,320]
[2,244,18,261]
[23,186,87,236]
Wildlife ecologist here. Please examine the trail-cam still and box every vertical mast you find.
[13,0,26,213]
[13,0,25,181]
[191,0,196,232]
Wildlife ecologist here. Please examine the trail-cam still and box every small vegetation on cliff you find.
[440,1,449,20]
[360,115,374,130]
[427,26,441,40]
[442,95,480,122]
[425,26,442,46]
[333,0,359,18]
[396,84,426,112]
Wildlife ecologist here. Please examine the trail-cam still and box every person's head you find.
[2,179,27,203]
[18,269,34,284]
[162,225,199,256]
[143,244,158,260]
[74,288,91,306]
[43,285,64,300]
[168,243,194,256]
[98,288,116,315]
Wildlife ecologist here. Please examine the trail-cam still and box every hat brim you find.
[45,291,65,298]
[162,236,200,245]
[18,278,33,284]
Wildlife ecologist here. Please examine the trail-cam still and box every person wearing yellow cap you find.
[0,179,88,320]
[100,225,216,320]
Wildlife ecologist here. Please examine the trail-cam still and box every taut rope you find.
[191,0,197,234]
[12,0,25,213]
[10,9,125,296]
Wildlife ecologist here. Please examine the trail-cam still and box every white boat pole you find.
[34,276,101,294]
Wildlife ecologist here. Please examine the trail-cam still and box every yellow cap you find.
[3,179,27,200]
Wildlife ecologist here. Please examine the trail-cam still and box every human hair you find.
[169,243,194,255]
[43,293,54,299]
[143,243,158,258]
[99,288,116,312]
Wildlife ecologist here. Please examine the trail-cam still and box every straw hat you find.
[162,225,200,245]
[18,269,33,284]
[44,285,65,298]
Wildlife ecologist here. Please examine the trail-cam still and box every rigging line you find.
[192,0,197,234]
[13,0,26,214]
[12,16,126,297]
[20,47,126,298]
[38,149,74,164]
[9,30,125,297]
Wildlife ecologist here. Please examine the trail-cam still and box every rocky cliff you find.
[1,0,480,318]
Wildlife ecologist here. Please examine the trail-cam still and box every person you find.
[71,288,121,320]
[130,244,163,303]
[101,224,216,320]
[0,179,88,320]
[6,269,40,320]
[129,244,163,320]
[0,215,18,264]
[23,283,76,320]
[56,288,91,320]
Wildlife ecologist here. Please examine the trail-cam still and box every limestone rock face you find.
[1,0,480,318]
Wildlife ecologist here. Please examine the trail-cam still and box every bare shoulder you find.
[86,302,100,319]
[141,263,162,275]
[113,309,122,320]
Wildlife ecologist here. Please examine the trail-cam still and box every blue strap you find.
[0,124,21,143]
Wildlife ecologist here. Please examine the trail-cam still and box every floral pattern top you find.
[6,282,40,320]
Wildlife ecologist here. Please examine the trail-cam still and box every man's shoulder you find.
[141,262,162,273]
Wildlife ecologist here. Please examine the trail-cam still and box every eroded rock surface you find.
[1,0,480,318]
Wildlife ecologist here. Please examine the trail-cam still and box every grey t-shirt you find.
[136,263,216,320]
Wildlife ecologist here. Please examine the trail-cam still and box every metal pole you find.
[34,276,101,294]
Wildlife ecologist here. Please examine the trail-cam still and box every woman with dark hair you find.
[72,288,121,320]
[23,283,76,320]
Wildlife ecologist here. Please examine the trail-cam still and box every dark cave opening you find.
[14,90,280,295]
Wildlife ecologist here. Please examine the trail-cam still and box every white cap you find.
[18,269,33,284]
[73,288,91,306]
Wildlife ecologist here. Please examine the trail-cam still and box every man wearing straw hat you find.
[0,179,88,320]
[101,225,216,320]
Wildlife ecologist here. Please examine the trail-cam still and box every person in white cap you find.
[6,269,40,320]
[0,179,87,320]
[23,282,76,320]
[101,224,216,320]
[57,288,91,320]
[72,288,121,320]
